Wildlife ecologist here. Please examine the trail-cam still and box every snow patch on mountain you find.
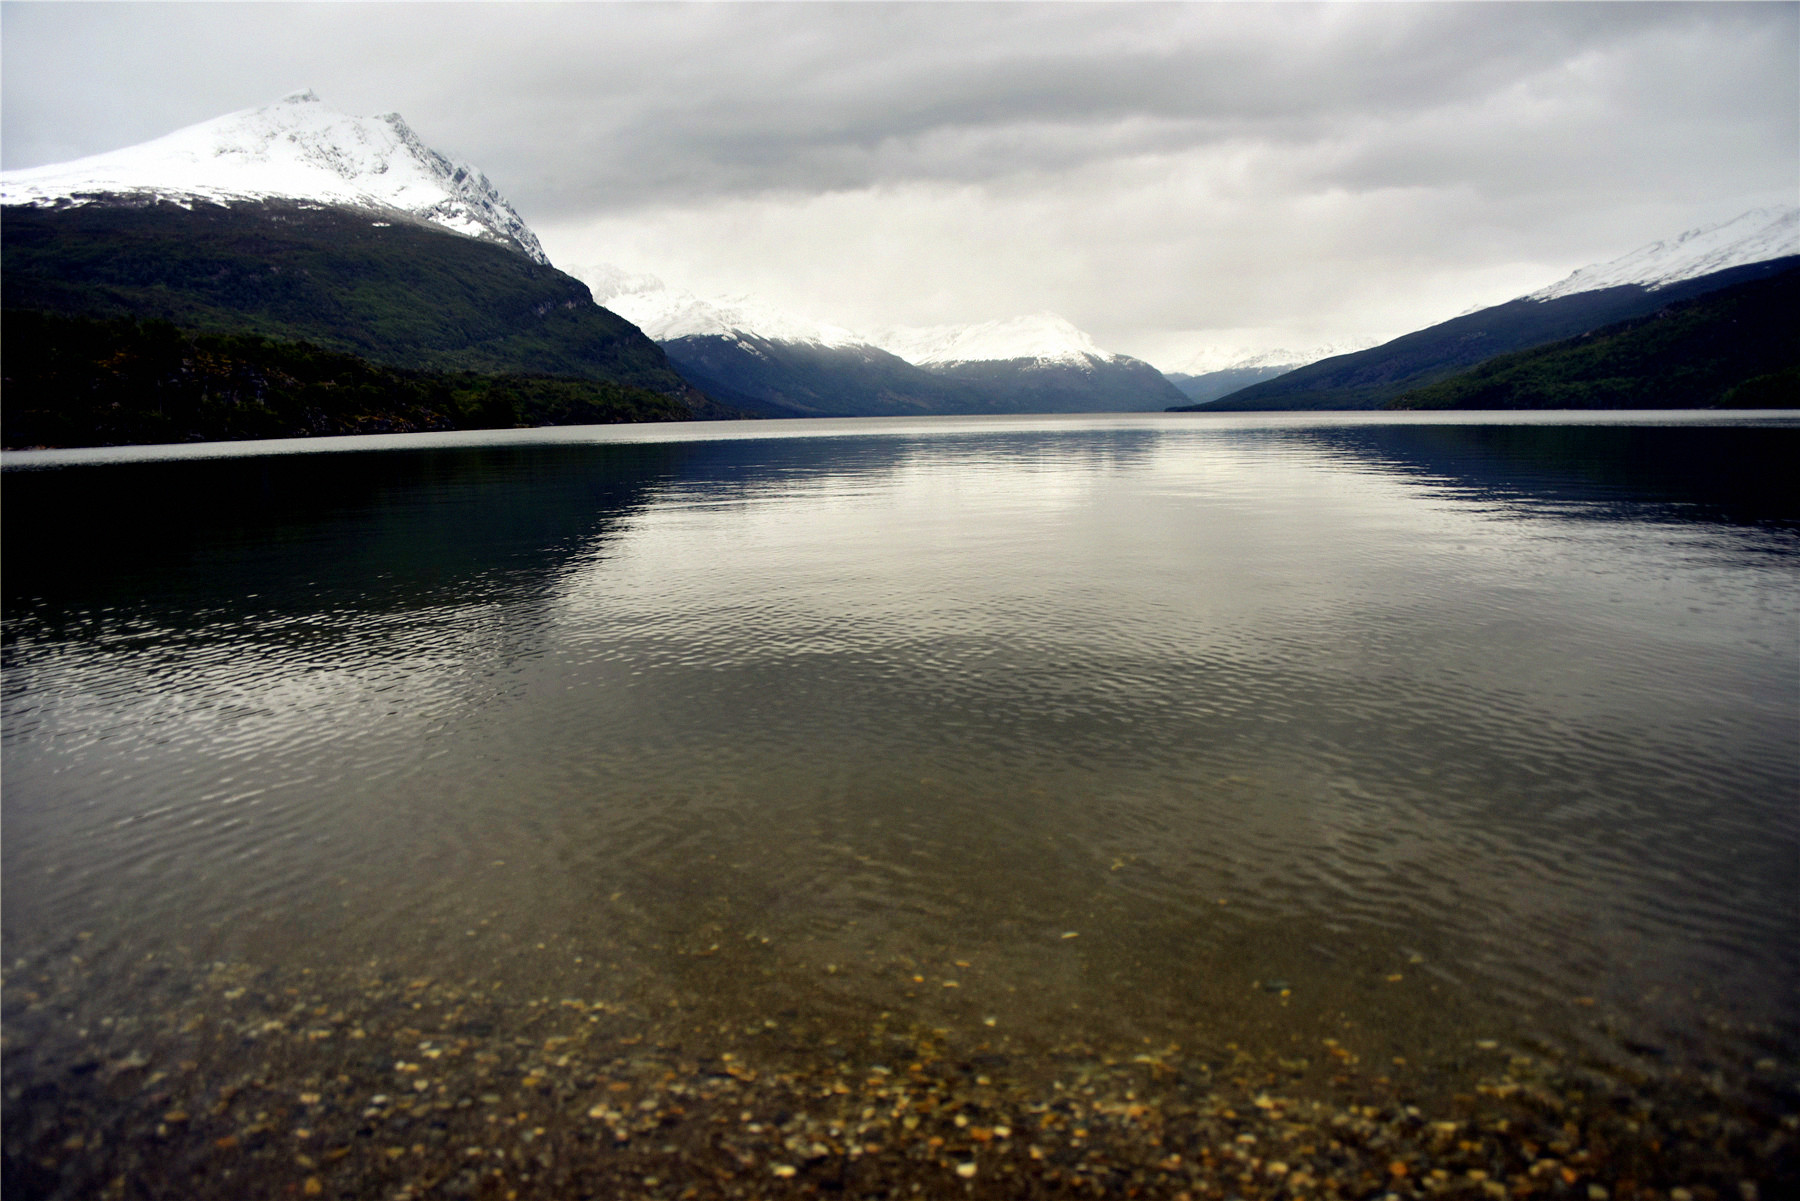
[1527,206,1798,302]
[869,313,1115,367]
[0,90,549,264]
[579,265,1128,367]
[575,265,864,348]
[1164,340,1375,376]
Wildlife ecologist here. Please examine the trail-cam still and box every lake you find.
[4,411,1797,1199]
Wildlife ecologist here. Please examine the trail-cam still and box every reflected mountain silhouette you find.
[6,443,679,631]
[1278,422,1800,529]
[10,420,1789,652]
[3,427,1163,645]
[3,415,1796,1127]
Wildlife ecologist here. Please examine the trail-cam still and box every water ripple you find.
[4,417,1796,1091]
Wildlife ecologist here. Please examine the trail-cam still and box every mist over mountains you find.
[577,267,1187,417]
[584,202,1797,418]
[1162,343,1377,406]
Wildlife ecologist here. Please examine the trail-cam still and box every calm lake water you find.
[4,412,1797,1197]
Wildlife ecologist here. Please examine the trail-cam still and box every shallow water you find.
[4,412,1798,1197]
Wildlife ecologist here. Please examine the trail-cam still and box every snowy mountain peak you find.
[1526,206,1799,302]
[576,265,1133,368]
[575,264,865,348]
[872,312,1115,367]
[0,92,549,265]
[1165,340,1375,376]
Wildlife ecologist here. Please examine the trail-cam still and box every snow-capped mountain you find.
[0,90,548,265]
[576,265,864,348]
[579,263,1154,375]
[870,313,1116,368]
[1527,206,1797,301]
[1,94,708,425]
[1186,205,1800,412]
[1159,341,1378,406]
[579,264,1138,372]
[575,264,1182,416]
[1165,340,1374,377]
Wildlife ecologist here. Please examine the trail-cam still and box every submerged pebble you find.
[3,948,1794,1200]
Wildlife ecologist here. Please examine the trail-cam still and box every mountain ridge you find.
[869,312,1112,368]
[1,91,549,265]
[580,264,1131,370]
[13,93,1790,427]
[1178,206,1799,412]
[1,201,695,393]
[1526,206,1797,301]
[0,96,733,445]
[1,309,706,449]
[1166,341,1374,376]
[580,266,866,350]
[578,263,1185,415]
[1389,264,1800,411]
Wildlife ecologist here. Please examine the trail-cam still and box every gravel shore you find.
[4,948,1793,1201]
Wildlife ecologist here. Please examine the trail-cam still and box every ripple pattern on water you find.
[4,417,1796,1090]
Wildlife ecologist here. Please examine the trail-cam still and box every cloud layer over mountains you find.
[4,2,1794,367]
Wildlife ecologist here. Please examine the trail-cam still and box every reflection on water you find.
[1286,421,1800,527]
[4,414,1797,1197]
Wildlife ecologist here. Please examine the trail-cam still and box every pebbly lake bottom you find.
[3,914,1790,1201]
[3,413,1798,1198]
[2,958,1790,1201]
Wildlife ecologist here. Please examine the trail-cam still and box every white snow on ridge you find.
[1164,340,1375,376]
[869,313,1115,367]
[0,90,549,265]
[580,265,1124,367]
[1527,206,1798,301]
[575,265,865,348]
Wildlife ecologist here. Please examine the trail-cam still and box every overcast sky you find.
[4,2,1795,369]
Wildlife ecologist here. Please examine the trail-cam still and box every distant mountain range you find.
[4,91,1792,448]
[600,205,1798,418]
[1163,343,1375,406]
[579,268,1186,417]
[1177,207,1799,412]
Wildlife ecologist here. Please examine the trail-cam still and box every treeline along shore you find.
[1,310,706,448]
[0,200,742,449]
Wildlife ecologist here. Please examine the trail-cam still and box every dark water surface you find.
[4,412,1797,1199]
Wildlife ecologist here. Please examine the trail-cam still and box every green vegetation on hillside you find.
[663,333,1188,418]
[661,334,974,417]
[1,200,699,397]
[1389,266,1800,410]
[1,310,701,448]
[1180,256,1799,411]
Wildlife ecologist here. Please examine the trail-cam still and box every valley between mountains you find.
[2,93,1795,448]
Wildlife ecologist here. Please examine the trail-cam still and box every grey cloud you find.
[497,3,1792,214]
[2,1,1792,362]
[6,3,1790,214]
